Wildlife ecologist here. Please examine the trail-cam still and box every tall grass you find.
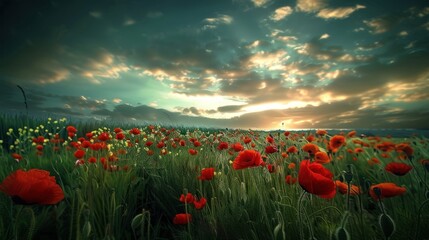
[0,114,428,239]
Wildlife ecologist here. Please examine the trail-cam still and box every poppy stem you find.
[297,190,306,240]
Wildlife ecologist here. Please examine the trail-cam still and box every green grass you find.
[0,114,428,240]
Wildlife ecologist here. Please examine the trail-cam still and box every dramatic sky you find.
[1,0,429,129]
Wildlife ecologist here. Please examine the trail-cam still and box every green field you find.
[0,115,428,240]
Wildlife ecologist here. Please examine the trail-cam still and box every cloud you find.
[317,5,365,19]
[296,0,327,13]
[270,6,293,21]
[363,16,399,34]
[217,105,244,113]
[319,33,329,39]
[328,51,429,95]
[251,0,271,8]
[203,14,233,29]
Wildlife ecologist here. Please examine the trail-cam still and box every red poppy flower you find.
[11,153,23,161]
[266,164,275,173]
[369,183,406,201]
[115,132,125,140]
[395,143,413,158]
[265,145,278,154]
[217,142,229,150]
[66,126,77,133]
[329,135,346,150]
[287,146,298,154]
[188,149,198,155]
[316,130,327,136]
[129,128,141,135]
[193,141,201,147]
[375,142,396,152]
[314,152,330,164]
[233,149,264,170]
[266,136,274,144]
[198,168,215,180]
[385,162,412,176]
[74,149,85,159]
[347,131,356,138]
[113,128,122,133]
[284,131,290,137]
[335,180,360,195]
[156,142,165,148]
[306,135,315,142]
[179,193,195,204]
[173,213,192,225]
[298,160,336,199]
[36,145,44,151]
[98,132,110,141]
[243,136,252,144]
[0,169,64,205]
[193,197,207,210]
[230,142,244,152]
[285,175,297,184]
[302,143,320,155]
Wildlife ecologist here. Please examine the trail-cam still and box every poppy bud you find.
[378,213,396,239]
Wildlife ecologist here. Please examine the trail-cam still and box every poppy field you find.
[0,115,428,240]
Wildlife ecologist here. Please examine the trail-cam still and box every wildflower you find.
[287,146,298,154]
[288,162,296,169]
[243,136,252,144]
[66,126,77,133]
[173,213,192,225]
[130,128,141,135]
[316,130,327,136]
[265,145,278,154]
[198,168,215,181]
[188,149,198,155]
[36,145,44,151]
[179,193,195,204]
[335,180,360,195]
[230,142,244,152]
[156,142,165,148]
[375,142,396,152]
[368,157,381,166]
[0,169,64,205]
[98,132,110,141]
[306,135,315,142]
[145,141,153,147]
[395,143,413,158]
[369,183,406,201]
[302,143,320,155]
[266,135,274,144]
[266,164,275,173]
[116,132,125,140]
[193,141,202,147]
[193,197,207,210]
[74,149,85,159]
[314,151,330,164]
[298,160,336,199]
[217,142,229,150]
[232,149,265,170]
[285,175,297,184]
[11,153,23,161]
[88,157,97,163]
[385,162,412,176]
[329,135,346,150]
[347,131,356,138]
